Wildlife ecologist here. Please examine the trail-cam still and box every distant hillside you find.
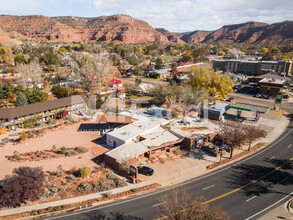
[0,15,292,45]
[180,30,211,44]
[199,21,293,44]
[155,28,185,44]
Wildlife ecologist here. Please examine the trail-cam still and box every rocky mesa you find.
[0,14,170,45]
[0,15,292,45]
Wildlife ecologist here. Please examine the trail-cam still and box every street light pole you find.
[220,120,226,164]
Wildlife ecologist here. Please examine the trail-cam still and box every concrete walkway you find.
[258,201,293,220]
[0,115,290,217]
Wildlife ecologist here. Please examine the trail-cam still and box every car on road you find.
[222,97,234,102]
[138,166,154,176]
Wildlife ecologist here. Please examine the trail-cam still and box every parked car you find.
[138,166,154,176]
[262,94,269,99]
[222,97,234,102]
[254,93,262,98]
[227,97,234,102]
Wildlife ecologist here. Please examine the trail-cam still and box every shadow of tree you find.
[226,158,293,197]
[81,210,143,220]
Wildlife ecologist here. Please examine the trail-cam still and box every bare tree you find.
[17,60,42,88]
[243,125,267,151]
[158,189,229,220]
[219,121,246,159]
[93,54,118,85]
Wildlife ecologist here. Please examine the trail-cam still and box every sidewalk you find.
[0,115,290,217]
[258,201,293,220]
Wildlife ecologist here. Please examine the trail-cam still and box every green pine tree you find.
[15,91,28,107]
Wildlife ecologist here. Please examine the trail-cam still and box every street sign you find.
[275,95,282,104]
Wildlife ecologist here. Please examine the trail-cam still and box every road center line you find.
[246,196,257,202]
[203,185,215,190]
[280,177,288,183]
[269,156,275,160]
[152,202,166,207]
[203,157,293,205]
[288,144,292,148]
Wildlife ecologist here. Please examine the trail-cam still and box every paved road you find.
[42,113,293,220]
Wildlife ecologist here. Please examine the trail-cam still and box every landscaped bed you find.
[2,183,161,220]
[8,146,88,162]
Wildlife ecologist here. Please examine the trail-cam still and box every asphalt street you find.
[42,89,293,220]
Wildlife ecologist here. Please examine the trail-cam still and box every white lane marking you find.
[45,128,293,220]
[152,202,166,207]
[203,185,215,190]
[246,196,257,202]
[288,144,292,148]
[269,156,275,160]
[246,192,293,220]
[280,177,288,183]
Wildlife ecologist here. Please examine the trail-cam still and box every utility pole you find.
[220,120,226,164]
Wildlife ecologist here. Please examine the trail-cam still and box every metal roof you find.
[0,95,86,119]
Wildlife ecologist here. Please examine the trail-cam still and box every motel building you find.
[0,95,87,135]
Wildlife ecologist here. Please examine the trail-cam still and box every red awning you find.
[108,79,122,85]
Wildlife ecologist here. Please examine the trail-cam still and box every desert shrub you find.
[60,146,67,154]
[47,118,53,125]
[74,146,86,153]
[0,167,45,208]
[1,138,9,145]
[54,206,62,211]
[13,150,20,160]
[131,188,138,193]
[56,165,64,176]
[38,209,45,215]
[31,210,38,215]
[67,174,76,182]
[77,182,91,194]
[19,131,27,141]
[79,166,91,178]
[51,186,59,193]
[99,181,115,191]
[52,145,56,151]
[27,133,34,139]
[42,188,52,198]
[46,206,53,212]
[65,151,74,157]
[107,173,116,180]
[114,179,125,188]
[44,154,49,158]
[104,192,112,198]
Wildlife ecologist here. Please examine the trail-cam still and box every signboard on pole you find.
[275,95,283,104]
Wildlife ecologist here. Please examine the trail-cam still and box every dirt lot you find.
[0,123,109,179]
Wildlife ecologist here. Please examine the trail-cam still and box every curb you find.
[288,200,293,214]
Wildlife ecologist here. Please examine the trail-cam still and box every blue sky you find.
[0,0,292,32]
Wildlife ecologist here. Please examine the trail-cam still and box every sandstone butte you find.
[0,14,292,45]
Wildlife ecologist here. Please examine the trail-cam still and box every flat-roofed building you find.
[213,60,292,76]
